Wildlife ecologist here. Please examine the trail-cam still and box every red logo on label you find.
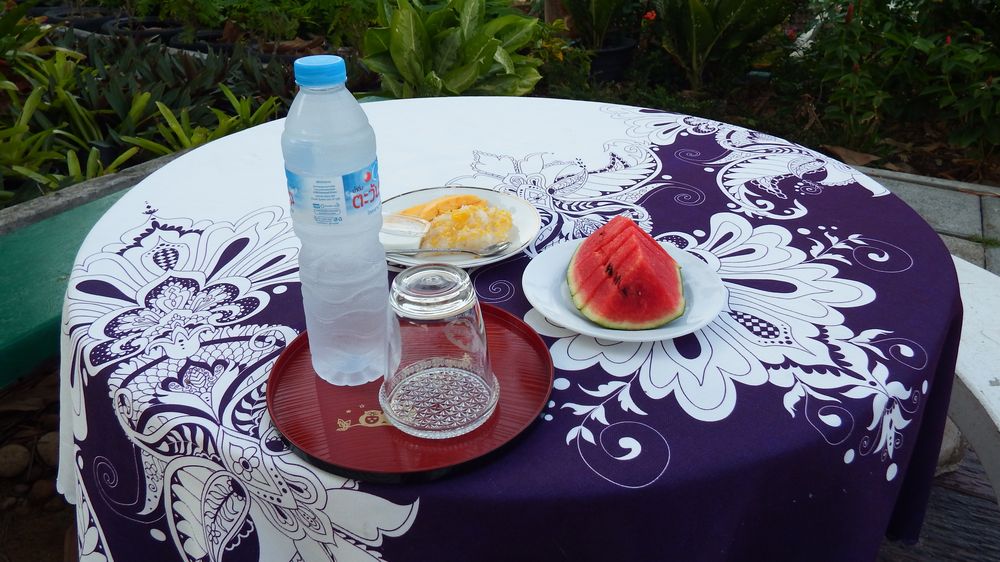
[363,171,372,182]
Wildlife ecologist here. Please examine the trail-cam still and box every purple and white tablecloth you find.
[58,97,961,561]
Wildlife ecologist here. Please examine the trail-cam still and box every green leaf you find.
[687,0,717,67]
[86,148,100,178]
[466,64,541,96]
[11,165,57,187]
[66,150,82,180]
[433,28,464,74]
[493,47,515,74]
[483,15,538,53]
[380,74,405,98]
[18,88,43,129]
[361,52,404,80]
[106,147,140,173]
[425,5,458,37]
[156,102,191,147]
[127,92,152,125]
[390,0,431,86]
[456,0,484,41]
[911,37,935,54]
[364,27,392,56]
[462,35,501,70]
[442,60,482,94]
[122,135,173,156]
[376,0,394,26]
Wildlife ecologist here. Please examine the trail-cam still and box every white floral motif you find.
[450,146,705,257]
[527,212,923,487]
[600,106,889,220]
[65,208,418,562]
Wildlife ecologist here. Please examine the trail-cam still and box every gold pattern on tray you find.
[336,409,392,431]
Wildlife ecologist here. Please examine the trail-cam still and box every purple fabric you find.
[61,108,961,562]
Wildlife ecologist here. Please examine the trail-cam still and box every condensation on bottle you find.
[281,55,397,386]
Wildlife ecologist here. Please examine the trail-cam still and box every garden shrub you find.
[797,0,1000,156]
[0,7,289,208]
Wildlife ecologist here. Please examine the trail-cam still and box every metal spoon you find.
[386,240,512,258]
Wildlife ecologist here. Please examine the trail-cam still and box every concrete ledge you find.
[0,153,183,388]
[0,151,185,235]
[859,165,1000,199]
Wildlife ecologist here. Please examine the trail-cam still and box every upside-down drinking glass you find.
[379,264,499,439]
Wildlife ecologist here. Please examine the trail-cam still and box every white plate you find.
[521,239,727,342]
[381,186,541,268]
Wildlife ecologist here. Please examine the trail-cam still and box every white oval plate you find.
[521,239,727,342]
[381,186,541,269]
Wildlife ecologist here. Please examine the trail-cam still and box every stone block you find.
[941,234,986,267]
[882,178,983,238]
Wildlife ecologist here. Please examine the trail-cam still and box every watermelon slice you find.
[566,216,686,330]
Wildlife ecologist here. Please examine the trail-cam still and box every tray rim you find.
[266,303,554,482]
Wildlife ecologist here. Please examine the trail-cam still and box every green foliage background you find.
[1,0,998,210]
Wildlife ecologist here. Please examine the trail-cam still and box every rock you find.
[936,416,966,476]
[0,444,32,478]
[28,479,56,502]
[36,431,60,467]
[12,483,29,496]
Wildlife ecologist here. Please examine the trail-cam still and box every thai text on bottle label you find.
[285,160,381,225]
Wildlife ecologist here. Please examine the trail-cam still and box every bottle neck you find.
[297,82,348,94]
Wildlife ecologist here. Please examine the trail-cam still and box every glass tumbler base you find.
[379,366,499,439]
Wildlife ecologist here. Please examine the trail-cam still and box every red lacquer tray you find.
[266,304,554,483]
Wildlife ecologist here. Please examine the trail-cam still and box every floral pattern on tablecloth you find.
[64,207,417,562]
[453,108,926,489]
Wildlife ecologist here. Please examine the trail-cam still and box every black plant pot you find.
[43,6,115,33]
[590,37,636,82]
[101,17,184,42]
[168,30,237,54]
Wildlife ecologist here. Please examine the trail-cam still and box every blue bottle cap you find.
[293,55,347,87]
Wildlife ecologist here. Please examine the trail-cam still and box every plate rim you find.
[522,238,727,342]
[382,185,541,268]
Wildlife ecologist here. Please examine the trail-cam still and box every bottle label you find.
[286,160,381,225]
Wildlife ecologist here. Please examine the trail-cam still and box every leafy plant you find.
[559,0,630,49]
[1,19,290,208]
[122,84,278,155]
[218,0,311,44]
[650,0,795,90]
[362,0,543,98]
[922,25,1000,155]
[798,0,1000,155]
[0,88,62,199]
[151,0,224,40]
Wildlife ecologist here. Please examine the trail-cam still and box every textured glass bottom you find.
[379,364,498,439]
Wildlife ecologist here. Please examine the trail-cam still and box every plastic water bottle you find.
[282,55,394,386]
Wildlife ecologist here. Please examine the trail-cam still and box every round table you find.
[58,97,961,562]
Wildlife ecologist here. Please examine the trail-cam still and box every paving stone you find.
[984,197,1000,242]
[941,234,985,267]
[987,246,1000,277]
[981,196,1000,275]
[882,178,983,238]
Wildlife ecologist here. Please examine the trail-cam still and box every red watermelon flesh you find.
[569,234,646,310]
[570,220,679,306]
[566,217,686,330]
[566,216,633,292]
